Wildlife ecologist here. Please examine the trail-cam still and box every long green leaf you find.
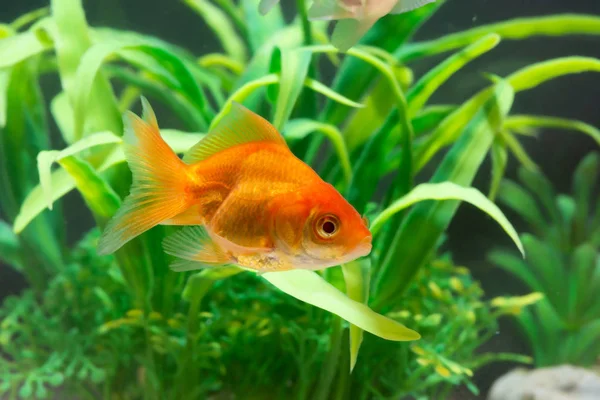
[13,130,202,233]
[262,269,420,341]
[371,182,523,255]
[489,138,507,201]
[505,115,600,147]
[184,0,247,62]
[488,250,543,293]
[284,119,352,185]
[406,33,500,116]
[373,80,514,310]
[415,57,600,171]
[497,180,547,233]
[397,14,600,62]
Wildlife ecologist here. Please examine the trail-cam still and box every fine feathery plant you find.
[0,0,599,398]
[489,152,600,368]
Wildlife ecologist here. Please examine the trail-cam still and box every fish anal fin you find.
[183,102,288,164]
[163,225,231,266]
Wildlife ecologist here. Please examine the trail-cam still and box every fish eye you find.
[315,214,340,239]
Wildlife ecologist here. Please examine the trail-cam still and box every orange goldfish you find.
[97,98,372,273]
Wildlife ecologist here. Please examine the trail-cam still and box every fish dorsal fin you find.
[183,102,288,164]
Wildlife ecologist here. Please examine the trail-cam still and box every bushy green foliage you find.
[1,0,599,398]
[490,152,600,367]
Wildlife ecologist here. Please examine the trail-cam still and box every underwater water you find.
[1,0,600,399]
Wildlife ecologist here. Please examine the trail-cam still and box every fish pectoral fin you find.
[182,102,289,164]
[390,0,436,14]
[162,225,231,270]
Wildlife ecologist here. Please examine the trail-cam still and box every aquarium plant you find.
[489,152,600,368]
[1,0,600,398]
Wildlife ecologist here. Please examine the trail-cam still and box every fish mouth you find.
[354,236,373,258]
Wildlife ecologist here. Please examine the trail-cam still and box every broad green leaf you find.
[0,31,48,68]
[371,182,523,255]
[51,0,121,143]
[489,138,508,201]
[341,259,371,371]
[184,0,247,62]
[571,243,597,318]
[406,33,500,116]
[50,92,73,140]
[505,115,600,146]
[262,269,420,342]
[517,167,560,228]
[373,80,514,309]
[37,131,122,209]
[397,14,600,62]
[240,0,284,53]
[182,266,242,302]
[13,130,203,233]
[284,119,352,185]
[57,156,120,222]
[270,47,312,130]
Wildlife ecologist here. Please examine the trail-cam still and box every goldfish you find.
[97,98,372,273]
[259,0,437,51]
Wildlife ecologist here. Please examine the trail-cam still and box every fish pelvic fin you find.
[97,97,193,255]
[163,225,231,271]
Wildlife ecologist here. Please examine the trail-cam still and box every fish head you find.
[272,182,372,269]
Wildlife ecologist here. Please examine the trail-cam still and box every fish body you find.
[97,99,372,273]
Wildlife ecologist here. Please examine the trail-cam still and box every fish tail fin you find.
[97,97,193,255]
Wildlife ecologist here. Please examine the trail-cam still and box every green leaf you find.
[262,269,420,342]
[10,7,49,31]
[497,180,547,233]
[489,138,507,201]
[302,77,364,109]
[397,14,600,62]
[415,57,600,171]
[13,129,202,233]
[411,105,456,136]
[0,31,48,69]
[372,80,514,310]
[573,153,600,239]
[571,243,597,318]
[284,119,352,185]
[521,234,566,317]
[341,258,371,371]
[0,220,21,269]
[0,70,8,128]
[37,131,122,210]
[516,167,561,228]
[406,33,500,116]
[240,0,284,53]
[184,0,247,62]
[505,115,600,147]
[499,130,539,171]
[371,182,523,255]
[50,0,122,143]
[270,48,312,130]
[488,250,543,293]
